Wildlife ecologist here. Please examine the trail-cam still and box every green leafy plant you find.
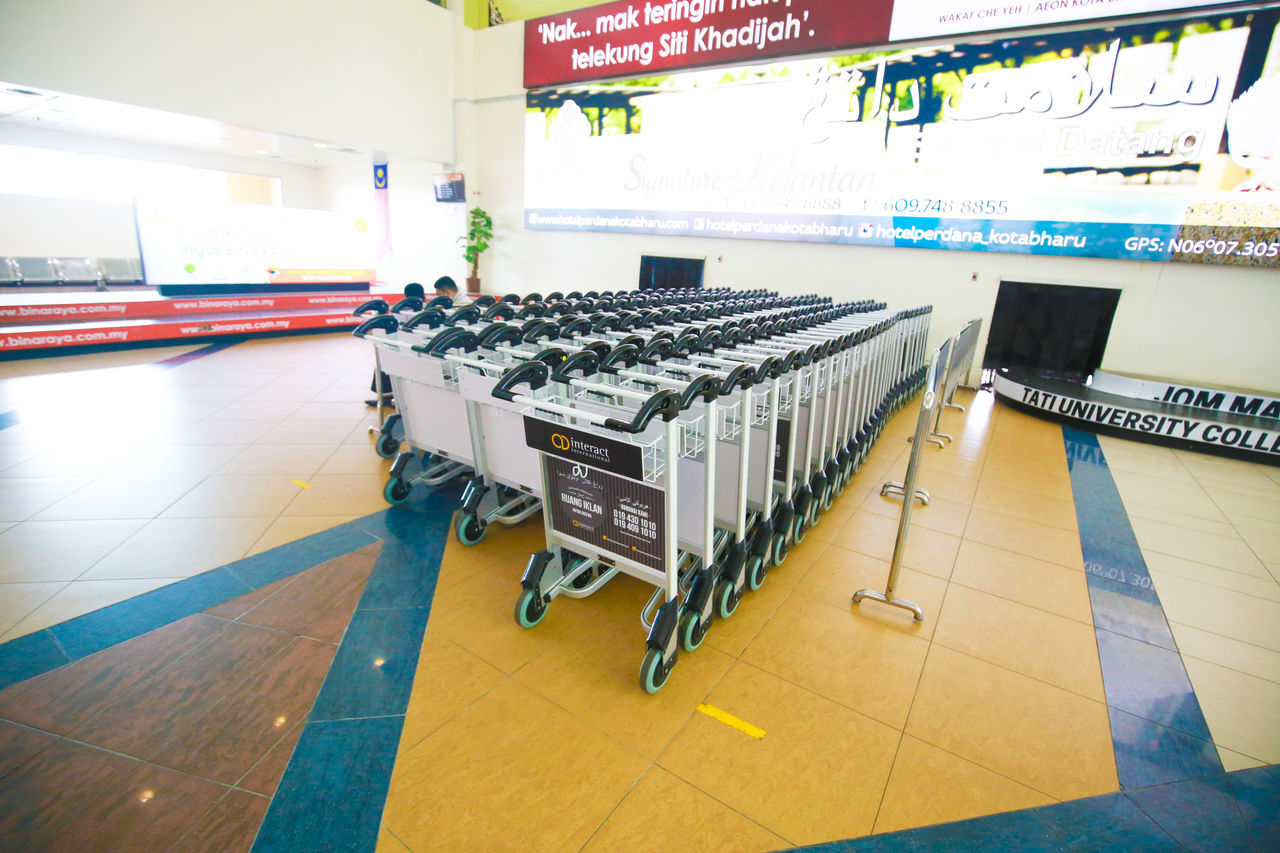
[460,206,493,281]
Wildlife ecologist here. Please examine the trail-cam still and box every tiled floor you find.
[0,333,1277,851]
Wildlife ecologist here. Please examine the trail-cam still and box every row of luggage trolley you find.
[354,288,932,692]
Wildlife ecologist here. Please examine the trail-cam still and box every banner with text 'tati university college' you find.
[523,0,1280,267]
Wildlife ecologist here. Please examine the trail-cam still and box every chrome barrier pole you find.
[856,336,952,622]
[944,318,983,412]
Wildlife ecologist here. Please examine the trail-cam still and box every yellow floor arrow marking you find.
[697,703,766,739]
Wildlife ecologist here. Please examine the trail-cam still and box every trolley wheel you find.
[456,512,488,546]
[639,648,672,694]
[772,533,789,566]
[566,555,592,590]
[376,434,400,458]
[515,588,546,628]
[806,498,823,527]
[383,478,411,505]
[793,515,808,545]
[821,483,835,512]
[715,578,740,619]
[679,610,706,652]
[746,555,767,591]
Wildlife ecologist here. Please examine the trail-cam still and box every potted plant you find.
[460,206,493,296]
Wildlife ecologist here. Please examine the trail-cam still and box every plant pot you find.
[466,276,482,296]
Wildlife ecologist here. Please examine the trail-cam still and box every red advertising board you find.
[0,311,360,352]
[0,292,376,325]
[524,0,893,89]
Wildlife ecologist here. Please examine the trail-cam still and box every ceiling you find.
[0,81,374,168]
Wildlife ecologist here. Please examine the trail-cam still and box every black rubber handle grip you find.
[680,373,721,408]
[565,290,583,299]
[719,363,755,393]
[559,317,592,337]
[545,291,565,302]
[353,313,398,337]
[599,343,640,373]
[672,331,701,354]
[698,330,723,353]
[583,340,613,360]
[450,305,482,325]
[353,299,390,317]
[391,296,424,313]
[604,389,682,434]
[613,334,647,351]
[491,360,549,401]
[482,302,516,321]
[522,319,560,343]
[516,303,547,318]
[546,301,573,316]
[416,326,479,355]
[533,347,568,367]
[500,293,521,304]
[472,295,496,307]
[639,338,676,365]
[477,322,523,349]
[521,292,543,304]
[551,349,600,382]
[426,295,454,310]
[402,307,447,331]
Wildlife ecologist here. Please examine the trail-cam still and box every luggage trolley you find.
[491,357,717,693]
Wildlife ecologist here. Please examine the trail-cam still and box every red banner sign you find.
[524,0,893,89]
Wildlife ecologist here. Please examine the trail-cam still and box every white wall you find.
[0,0,454,163]
[462,22,1280,392]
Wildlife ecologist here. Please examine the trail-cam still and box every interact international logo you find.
[551,433,571,450]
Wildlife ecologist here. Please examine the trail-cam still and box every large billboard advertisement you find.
[525,10,1280,266]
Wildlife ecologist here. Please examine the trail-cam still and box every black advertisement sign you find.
[524,416,644,481]
[774,418,791,480]
[545,455,665,570]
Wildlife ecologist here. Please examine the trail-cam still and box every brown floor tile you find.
[873,735,1055,834]
[71,621,294,757]
[170,789,270,853]
[237,542,380,643]
[382,679,649,852]
[906,646,1118,802]
[152,637,336,785]
[0,613,227,733]
[583,766,788,852]
[0,738,228,851]
[203,576,296,620]
[742,594,929,729]
[0,719,59,781]
[658,661,899,846]
[238,720,304,797]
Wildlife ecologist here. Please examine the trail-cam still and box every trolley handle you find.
[472,295,497,308]
[571,300,595,313]
[353,299,390,317]
[545,291,565,302]
[719,363,755,393]
[559,317,592,337]
[583,340,613,360]
[638,338,675,365]
[672,331,701,354]
[482,302,516,321]
[450,304,482,325]
[698,330,723,353]
[678,373,721,408]
[521,292,544,304]
[533,347,569,367]
[522,319,560,343]
[477,322,523,349]
[600,343,641,373]
[403,307,448,331]
[516,303,547,319]
[603,389,682,434]
[353,313,398,337]
[491,359,550,401]
[426,295,455,310]
[391,296,424,313]
[415,326,479,355]
[551,349,600,382]
[613,334,647,351]
[500,293,522,304]
[546,301,573,316]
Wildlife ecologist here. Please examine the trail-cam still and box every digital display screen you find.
[433,173,466,203]
[525,10,1280,267]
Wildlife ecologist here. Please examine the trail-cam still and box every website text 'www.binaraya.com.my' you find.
[1,330,130,348]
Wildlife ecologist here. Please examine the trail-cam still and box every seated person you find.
[432,275,469,306]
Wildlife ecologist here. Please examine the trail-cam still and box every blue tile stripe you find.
[1062,427,1223,789]
[0,410,19,431]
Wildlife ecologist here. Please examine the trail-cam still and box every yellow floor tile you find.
[1167,621,1280,684]
[933,584,1104,701]
[657,661,900,846]
[161,420,276,446]
[793,543,946,639]
[831,510,961,580]
[981,443,1066,477]
[161,475,304,518]
[215,444,336,477]
[741,593,929,729]
[703,575,793,658]
[862,491,971,538]
[891,468,979,504]
[315,445,396,476]
[916,447,986,479]
[0,577,178,642]
[78,517,273,580]
[382,679,649,853]
[375,825,411,853]
[951,540,1094,625]
[583,766,787,853]
[963,508,1084,570]
[872,736,1055,835]
[978,459,1073,502]
[397,629,506,756]
[973,481,1078,531]
[246,515,358,557]
[1183,656,1280,764]
[280,473,392,517]
[1150,571,1280,652]
[906,646,1118,802]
